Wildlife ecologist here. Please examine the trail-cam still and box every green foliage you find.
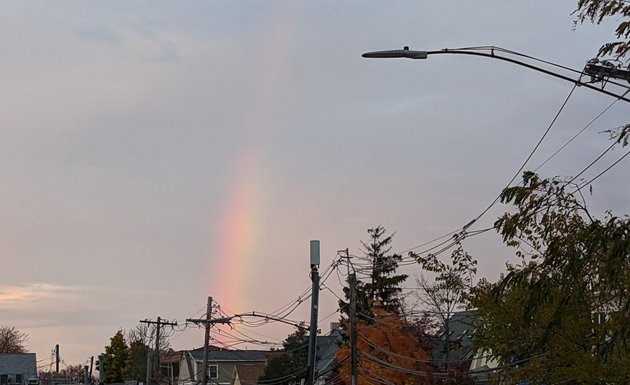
[413,239,478,317]
[257,325,308,385]
[574,0,630,59]
[471,172,630,384]
[351,226,408,320]
[413,240,477,378]
[103,330,129,383]
[125,323,167,382]
[0,326,28,353]
[126,340,149,382]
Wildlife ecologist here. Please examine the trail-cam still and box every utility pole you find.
[140,317,177,385]
[89,356,94,381]
[202,297,212,385]
[341,248,357,385]
[55,344,60,374]
[349,271,358,385]
[187,297,231,385]
[306,240,320,385]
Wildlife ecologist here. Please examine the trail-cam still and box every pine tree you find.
[358,226,408,319]
[103,330,129,383]
[257,325,308,385]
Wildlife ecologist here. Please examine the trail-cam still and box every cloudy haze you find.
[1,1,628,367]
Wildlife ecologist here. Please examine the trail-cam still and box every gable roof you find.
[0,353,37,375]
[231,363,266,385]
[315,328,342,377]
[431,311,477,366]
[188,349,267,362]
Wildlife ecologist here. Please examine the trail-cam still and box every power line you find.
[472,82,578,224]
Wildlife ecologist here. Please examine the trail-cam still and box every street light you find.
[362,46,630,103]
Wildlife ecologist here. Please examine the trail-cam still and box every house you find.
[176,323,342,385]
[429,311,501,384]
[230,364,266,385]
[313,323,342,385]
[161,350,184,385]
[0,353,38,385]
[468,350,499,385]
[431,311,476,369]
[431,311,500,384]
[178,349,267,385]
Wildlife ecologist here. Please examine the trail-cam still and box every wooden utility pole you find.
[140,317,177,385]
[349,271,358,385]
[341,248,357,385]
[55,344,60,374]
[187,297,231,385]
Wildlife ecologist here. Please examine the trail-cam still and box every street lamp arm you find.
[362,47,630,103]
[426,49,630,103]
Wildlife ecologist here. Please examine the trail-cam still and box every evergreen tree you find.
[354,226,408,320]
[103,330,129,383]
[257,325,308,385]
[126,340,149,382]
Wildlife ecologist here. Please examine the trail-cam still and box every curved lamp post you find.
[362,46,630,103]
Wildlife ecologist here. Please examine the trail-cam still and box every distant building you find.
[178,349,267,385]
[0,353,38,385]
[431,311,477,367]
[313,323,342,385]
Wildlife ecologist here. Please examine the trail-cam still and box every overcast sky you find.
[2,1,629,367]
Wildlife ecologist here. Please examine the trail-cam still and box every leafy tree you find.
[574,0,630,59]
[335,307,432,385]
[340,226,408,322]
[60,365,89,383]
[409,240,477,384]
[125,323,170,383]
[470,171,630,384]
[413,241,477,316]
[257,325,308,385]
[103,330,129,383]
[0,326,28,353]
[127,323,171,352]
[126,340,149,382]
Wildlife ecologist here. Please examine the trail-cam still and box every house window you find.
[208,365,218,379]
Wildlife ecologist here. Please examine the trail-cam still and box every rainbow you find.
[208,3,298,312]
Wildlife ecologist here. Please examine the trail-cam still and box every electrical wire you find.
[574,147,630,192]
[391,48,627,264]
[472,82,578,224]
[535,89,630,173]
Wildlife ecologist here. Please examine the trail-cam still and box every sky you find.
[1,0,629,368]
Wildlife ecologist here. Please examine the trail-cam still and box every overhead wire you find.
[472,82,579,225]
[390,47,626,266]
[194,256,343,352]
[535,89,630,173]
[574,147,630,192]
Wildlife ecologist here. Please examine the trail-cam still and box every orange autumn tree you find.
[335,307,432,385]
